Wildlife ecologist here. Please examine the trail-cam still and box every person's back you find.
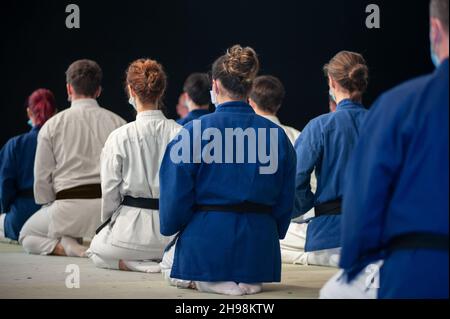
[37,99,125,194]
[0,89,57,241]
[338,60,449,299]
[294,51,370,266]
[88,58,181,273]
[322,0,449,299]
[20,59,125,258]
[159,45,296,296]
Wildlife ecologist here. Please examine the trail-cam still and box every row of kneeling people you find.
[1,5,449,298]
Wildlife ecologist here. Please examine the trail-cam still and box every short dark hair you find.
[183,73,211,106]
[249,75,285,114]
[66,59,103,97]
[431,0,449,32]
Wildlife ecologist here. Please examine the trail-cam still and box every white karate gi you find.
[0,214,6,241]
[320,262,382,299]
[87,110,181,270]
[260,115,300,145]
[19,99,126,254]
[262,115,337,267]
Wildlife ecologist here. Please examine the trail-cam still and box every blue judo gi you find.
[294,99,367,252]
[177,109,210,126]
[159,101,296,283]
[340,59,449,299]
[0,127,41,240]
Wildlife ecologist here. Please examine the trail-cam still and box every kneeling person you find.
[87,59,181,272]
[19,60,126,257]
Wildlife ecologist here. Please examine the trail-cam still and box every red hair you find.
[27,89,57,127]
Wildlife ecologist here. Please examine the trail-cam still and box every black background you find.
[0,0,433,147]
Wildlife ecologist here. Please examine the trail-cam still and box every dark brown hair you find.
[249,75,285,114]
[183,73,211,106]
[212,45,260,99]
[66,59,102,97]
[431,0,449,32]
[323,51,369,103]
[126,58,167,107]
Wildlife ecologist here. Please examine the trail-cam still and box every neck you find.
[137,103,158,113]
[71,95,95,102]
[189,104,209,111]
[255,108,275,117]
[217,95,246,105]
[335,92,351,105]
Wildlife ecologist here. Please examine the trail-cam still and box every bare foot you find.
[51,243,67,256]
[119,260,130,271]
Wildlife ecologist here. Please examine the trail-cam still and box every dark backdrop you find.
[0,0,433,147]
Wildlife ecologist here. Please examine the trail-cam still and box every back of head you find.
[27,88,57,127]
[323,51,369,103]
[66,59,102,97]
[430,0,449,33]
[249,75,285,115]
[212,45,260,99]
[126,58,167,107]
[183,73,211,106]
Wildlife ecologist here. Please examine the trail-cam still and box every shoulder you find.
[371,73,434,115]
[105,121,135,143]
[96,106,127,125]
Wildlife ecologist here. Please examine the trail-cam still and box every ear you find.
[128,85,135,98]
[213,80,221,95]
[328,76,337,90]
[248,98,257,110]
[26,107,33,118]
[96,86,102,99]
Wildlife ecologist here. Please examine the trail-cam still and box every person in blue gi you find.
[177,73,211,126]
[0,89,57,241]
[293,51,369,267]
[321,0,449,299]
[159,45,296,296]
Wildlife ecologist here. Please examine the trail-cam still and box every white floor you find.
[0,242,337,299]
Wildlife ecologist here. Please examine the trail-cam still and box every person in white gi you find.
[86,58,181,272]
[248,75,318,266]
[19,59,126,257]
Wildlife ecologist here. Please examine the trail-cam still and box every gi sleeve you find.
[272,134,297,239]
[0,139,17,213]
[34,126,56,204]
[100,135,123,222]
[340,95,405,279]
[293,120,323,217]
[159,128,196,236]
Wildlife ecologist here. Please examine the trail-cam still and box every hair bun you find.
[348,63,369,91]
[223,45,259,81]
[126,58,167,106]
[142,60,165,93]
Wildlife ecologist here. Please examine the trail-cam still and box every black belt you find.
[315,199,342,217]
[56,184,102,200]
[95,196,159,235]
[17,188,34,198]
[196,201,272,214]
[122,196,159,210]
[387,233,449,252]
